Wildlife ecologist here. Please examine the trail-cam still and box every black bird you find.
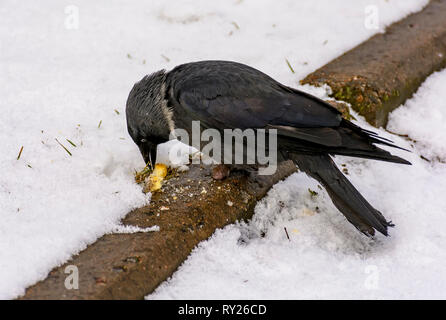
[126,60,410,237]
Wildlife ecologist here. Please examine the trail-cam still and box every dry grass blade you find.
[165,167,178,180]
[134,165,153,184]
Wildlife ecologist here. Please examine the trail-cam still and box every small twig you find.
[17,146,24,160]
[284,227,290,241]
[55,138,72,156]
[114,109,120,115]
[98,120,102,128]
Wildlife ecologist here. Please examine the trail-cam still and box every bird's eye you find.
[141,138,147,143]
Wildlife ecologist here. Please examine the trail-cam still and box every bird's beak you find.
[138,142,157,167]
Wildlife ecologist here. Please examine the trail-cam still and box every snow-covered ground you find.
[388,71,446,163]
[0,0,433,299]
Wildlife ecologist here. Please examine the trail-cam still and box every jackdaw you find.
[126,60,410,236]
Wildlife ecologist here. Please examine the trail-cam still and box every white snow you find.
[110,224,159,234]
[149,74,446,299]
[0,0,431,299]
[388,71,446,163]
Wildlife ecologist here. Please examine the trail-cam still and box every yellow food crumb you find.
[148,163,168,192]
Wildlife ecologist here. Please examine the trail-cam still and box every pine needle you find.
[66,139,77,147]
[285,58,295,74]
[284,227,290,241]
[55,138,72,156]
[17,146,24,160]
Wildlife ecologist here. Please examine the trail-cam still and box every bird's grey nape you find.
[126,70,175,141]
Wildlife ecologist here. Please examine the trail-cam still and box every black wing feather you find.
[168,60,342,130]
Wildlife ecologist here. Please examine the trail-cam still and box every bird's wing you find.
[168,61,342,134]
[167,61,408,161]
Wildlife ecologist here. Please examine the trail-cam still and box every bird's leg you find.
[212,164,231,180]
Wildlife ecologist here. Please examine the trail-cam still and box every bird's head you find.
[126,70,173,165]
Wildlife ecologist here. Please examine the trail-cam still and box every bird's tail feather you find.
[289,153,393,236]
[340,119,411,152]
[328,147,411,165]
